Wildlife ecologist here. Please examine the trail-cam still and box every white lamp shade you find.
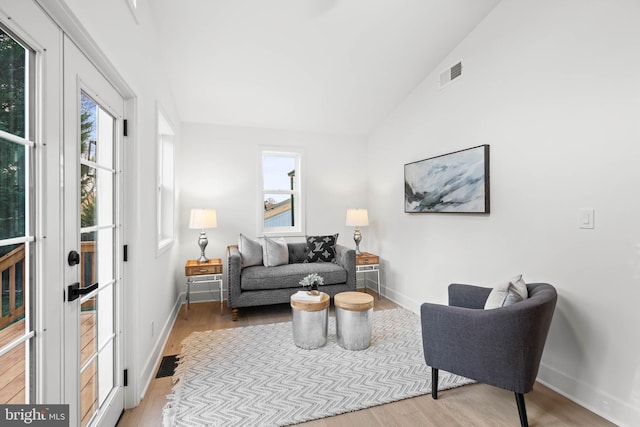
[346,209,369,227]
[189,208,218,229]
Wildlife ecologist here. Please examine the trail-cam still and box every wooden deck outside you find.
[0,319,26,404]
[0,310,97,425]
[1,241,99,422]
[80,305,97,427]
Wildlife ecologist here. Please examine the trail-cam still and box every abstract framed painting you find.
[404,145,490,214]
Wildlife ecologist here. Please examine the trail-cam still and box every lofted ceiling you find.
[149,0,501,136]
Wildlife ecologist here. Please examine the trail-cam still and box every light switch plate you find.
[579,208,595,229]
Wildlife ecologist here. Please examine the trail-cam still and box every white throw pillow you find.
[484,274,529,310]
[262,236,289,267]
[238,234,263,268]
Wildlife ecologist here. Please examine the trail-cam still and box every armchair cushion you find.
[484,274,528,310]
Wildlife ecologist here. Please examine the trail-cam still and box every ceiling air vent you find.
[440,61,463,88]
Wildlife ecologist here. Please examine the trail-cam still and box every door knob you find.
[68,250,80,266]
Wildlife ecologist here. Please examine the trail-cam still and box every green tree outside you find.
[0,28,26,257]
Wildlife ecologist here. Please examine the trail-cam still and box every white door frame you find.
[1,0,140,415]
[34,0,140,410]
[62,35,125,426]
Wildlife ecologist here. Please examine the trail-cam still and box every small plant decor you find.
[299,273,324,295]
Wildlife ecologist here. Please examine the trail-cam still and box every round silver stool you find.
[335,291,374,351]
[290,292,330,349]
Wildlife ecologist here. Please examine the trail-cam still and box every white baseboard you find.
[137,294,182,401]
[537,363,639,427]
[380,283,420,314]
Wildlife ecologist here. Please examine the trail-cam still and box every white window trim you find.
[156,104,175,255]
[258,146,305,237]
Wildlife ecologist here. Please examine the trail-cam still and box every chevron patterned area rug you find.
[163,307,473,426]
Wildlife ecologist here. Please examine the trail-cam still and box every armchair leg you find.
[232,308,238,321]
[431,367,438,400]
[515,393,528,427]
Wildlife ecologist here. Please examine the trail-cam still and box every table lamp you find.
[346,208,369,255]
[189,208,217,263]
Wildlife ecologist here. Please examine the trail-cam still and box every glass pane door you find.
[0,25,35,406]
[63,35,124,427]
[78,92,117,426]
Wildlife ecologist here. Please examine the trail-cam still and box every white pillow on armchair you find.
[484,274,528,310]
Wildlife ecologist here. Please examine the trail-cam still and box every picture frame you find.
[404,145,490,214]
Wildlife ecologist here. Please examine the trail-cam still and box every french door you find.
[63,36,124,426]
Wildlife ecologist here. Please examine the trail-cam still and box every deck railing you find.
[80,241,96,288]
[0,241,97,330]
[0,244,25,330]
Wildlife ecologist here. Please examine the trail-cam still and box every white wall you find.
[176,123,368,301]
[366,0,640,425]
[56,0,182,406]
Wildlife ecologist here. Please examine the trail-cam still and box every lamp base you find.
[197,231,209,263]
[354,227,362,256]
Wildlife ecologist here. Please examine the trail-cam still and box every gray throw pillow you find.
[238,234,263,268]
[484,274,528,310]
[262,236,289,267]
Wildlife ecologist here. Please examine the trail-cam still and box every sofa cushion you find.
[241,262,347,291]
[484,274,529,310]
[304,234,338,263]
[238,234,263,268]
[263,236,289,267]
[287,242,309,264]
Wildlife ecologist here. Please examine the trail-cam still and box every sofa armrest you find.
[226,245,242,307]
[335,244,356,289]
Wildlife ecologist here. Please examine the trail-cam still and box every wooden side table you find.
[184,258,223,314]
[355,252,380,300]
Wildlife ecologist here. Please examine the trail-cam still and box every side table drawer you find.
[356,253,379,265]
[186,265,222,275]
[185,259,223,276]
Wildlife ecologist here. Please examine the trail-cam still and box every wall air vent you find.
[440,61,463,88]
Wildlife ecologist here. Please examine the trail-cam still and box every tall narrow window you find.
[0,26,35,404]
[156,109,174,253]
[260,149,303,236]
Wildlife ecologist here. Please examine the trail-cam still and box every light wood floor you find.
[118,291,615,427]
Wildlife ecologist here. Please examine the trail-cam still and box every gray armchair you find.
[420,282,557,427]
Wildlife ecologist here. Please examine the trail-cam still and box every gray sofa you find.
[226,242,356,320]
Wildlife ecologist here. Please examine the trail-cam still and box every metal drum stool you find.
[290,292,330,349]
[334,291,374,351]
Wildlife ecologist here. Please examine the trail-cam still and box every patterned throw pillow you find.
[304,234,338,263]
